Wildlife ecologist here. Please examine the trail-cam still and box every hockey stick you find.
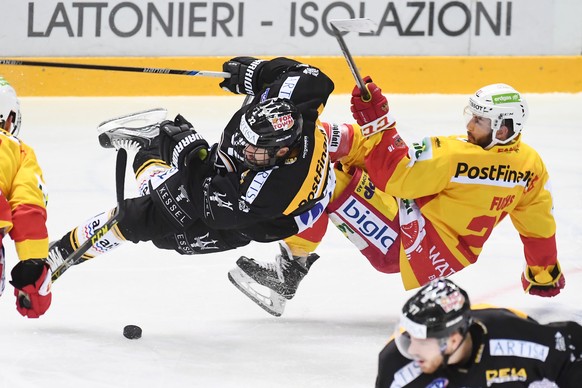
[50,148,128,283]
[329,18,377,100]
[0,58,230,78]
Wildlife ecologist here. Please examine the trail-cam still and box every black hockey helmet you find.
[234,97,303,171]
[401,278,471,339]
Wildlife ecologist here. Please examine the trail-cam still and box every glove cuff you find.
[9,259,47,289]
[360,113,396,137]
[242,59,266,95]
[522,263,563,292]
[528,263,561,283]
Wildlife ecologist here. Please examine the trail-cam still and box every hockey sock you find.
[134,159,171,196]
[72,209,126,258]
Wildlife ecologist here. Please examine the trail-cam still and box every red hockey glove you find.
[350,76,389,126]
[521,263,565,297]
[10,259,52,318]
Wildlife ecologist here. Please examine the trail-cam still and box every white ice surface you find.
[1,93,581,388]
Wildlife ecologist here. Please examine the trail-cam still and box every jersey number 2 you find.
[457,215,497,263]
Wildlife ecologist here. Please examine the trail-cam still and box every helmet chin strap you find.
[483,119,503,149]
[484,119,520,150]
[484,135,499,150]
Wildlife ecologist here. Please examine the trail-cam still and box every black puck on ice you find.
[123,325,142,339]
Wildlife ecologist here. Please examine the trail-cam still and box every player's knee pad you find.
[327,167,400,273]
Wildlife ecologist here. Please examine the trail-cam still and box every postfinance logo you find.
[452,162,536,189]
[492,93,521,104]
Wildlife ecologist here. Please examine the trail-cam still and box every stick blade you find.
[329,18,377,33]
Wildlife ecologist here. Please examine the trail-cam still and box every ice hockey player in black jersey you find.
[376,277,582,387]
[46,57,335,283]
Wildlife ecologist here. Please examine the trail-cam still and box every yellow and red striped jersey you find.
[0,128,48,261]
[343,125,557,289]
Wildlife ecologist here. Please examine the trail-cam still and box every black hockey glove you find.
[159,114,209,168]
[219,56,266,95]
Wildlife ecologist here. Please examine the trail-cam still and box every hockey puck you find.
[123,325,142,339]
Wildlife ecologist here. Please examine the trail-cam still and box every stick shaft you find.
[51,148,128,283]
[330,26,370,100]
[0,59,230,78]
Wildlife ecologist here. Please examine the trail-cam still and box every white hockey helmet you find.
[466,83,528,149]
[0,77,21,136]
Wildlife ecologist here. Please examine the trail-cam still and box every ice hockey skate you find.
[45,236,82,281]
[46,240,70,272]
[228,243,319,316]
[97,108,167,151]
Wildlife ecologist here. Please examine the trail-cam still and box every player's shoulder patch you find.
[407,136,434,166]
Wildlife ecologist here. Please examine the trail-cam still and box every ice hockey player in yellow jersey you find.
[0,76,52,318]
[229,80,564,316]
[343,80,561,291]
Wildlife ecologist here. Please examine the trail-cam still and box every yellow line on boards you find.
[2,56,581,96]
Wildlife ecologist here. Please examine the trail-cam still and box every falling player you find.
[47,57,334,306]
[229,79,564,316]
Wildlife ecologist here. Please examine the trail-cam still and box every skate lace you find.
[112,138,141,153]
[256,255,290,282]
[46,245,66,273]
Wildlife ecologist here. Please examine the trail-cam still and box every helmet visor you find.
[463,106,492,130]
[232,131,276,170]
[394,326,445,361]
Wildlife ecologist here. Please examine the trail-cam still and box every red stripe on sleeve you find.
[365,131,409,190]
[9,204,48,242]
[520,234,557,267]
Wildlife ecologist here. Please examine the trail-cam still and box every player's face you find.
[465,113,493,148]
[407,337,446,374]
[243,144,271,167]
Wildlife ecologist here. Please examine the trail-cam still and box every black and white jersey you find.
[187,57,336,242]
[376,307,582,388]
